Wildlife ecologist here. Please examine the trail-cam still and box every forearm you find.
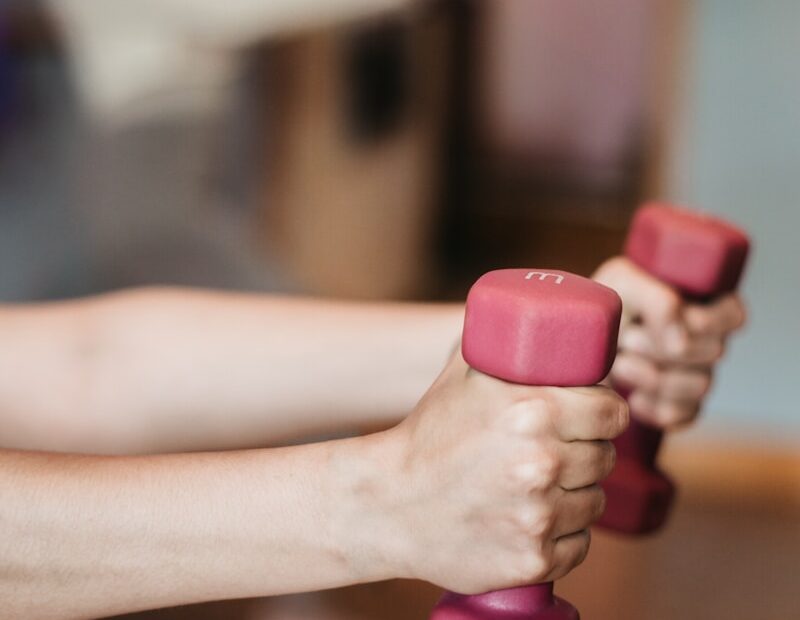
[0,433,404,619]
[0,289,462,453]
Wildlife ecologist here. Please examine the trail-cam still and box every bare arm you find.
[0,351,626,619]
[0,434,403,619]
[0,289,462,454]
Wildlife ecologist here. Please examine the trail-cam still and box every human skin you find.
[0,267,743,618]
[0,347,625,618]
[0,263,744,456]
[593,257,747,429]
[0,289,464,454]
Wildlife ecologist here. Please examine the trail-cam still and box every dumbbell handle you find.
[613,387,663,467]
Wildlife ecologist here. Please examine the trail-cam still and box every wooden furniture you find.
[261,7,452,300]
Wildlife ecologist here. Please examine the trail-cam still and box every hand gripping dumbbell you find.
[598,202,750,534]
[430,269,623,620]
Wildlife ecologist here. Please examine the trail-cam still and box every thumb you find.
[593,257,688,356]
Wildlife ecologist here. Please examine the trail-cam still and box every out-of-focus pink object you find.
[625,202,751,300]
[600,202,751,534]
[432,268,622,620]
[479,0,656,177]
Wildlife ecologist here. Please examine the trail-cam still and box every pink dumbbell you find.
[430,268,622,620]
[599,202,750,534]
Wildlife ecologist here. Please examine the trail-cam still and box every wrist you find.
[326,428,413,583]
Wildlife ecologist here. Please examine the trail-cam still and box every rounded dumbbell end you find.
[462,269,622,386]
[625,202,750,299]
[430,585,579,620]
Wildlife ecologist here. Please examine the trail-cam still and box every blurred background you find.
[1,1,797,619]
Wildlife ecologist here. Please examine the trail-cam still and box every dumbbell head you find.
[462,269,622,386]
[625,202,750,299]
[431,270,621,620]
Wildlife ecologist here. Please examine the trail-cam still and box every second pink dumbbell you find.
[599,202,750,534]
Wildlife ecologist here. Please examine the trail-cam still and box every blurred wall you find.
[668,0,800,441]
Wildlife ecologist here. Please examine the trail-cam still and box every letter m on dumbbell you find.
[525,271,565,284]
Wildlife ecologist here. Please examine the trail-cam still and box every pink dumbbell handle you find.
[612,386,663,467]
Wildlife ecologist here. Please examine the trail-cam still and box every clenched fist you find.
[377,351,628,595]
[594,256,747,429]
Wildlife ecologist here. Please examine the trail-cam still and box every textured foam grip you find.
[462,269,622,387]
[625,202,750,299]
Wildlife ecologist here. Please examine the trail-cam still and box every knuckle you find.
[510,448,560,491]
[517,505,556,538]
[532,390,559,422]
[506,461,534,491]
[501,398,549,436]
[533,395,556,419]
[534,451,561,488]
